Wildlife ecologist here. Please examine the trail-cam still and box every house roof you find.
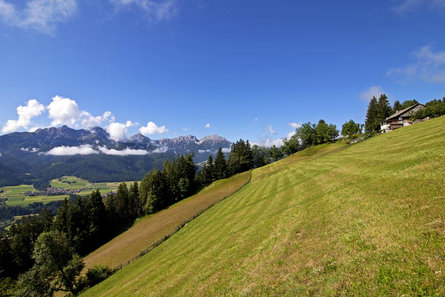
[384,103,425,121]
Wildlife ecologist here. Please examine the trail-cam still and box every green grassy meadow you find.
[0,176,122,206]
[83,116,445,297]
[84,171,251,270]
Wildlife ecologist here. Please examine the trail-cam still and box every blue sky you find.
[0,0,444,145]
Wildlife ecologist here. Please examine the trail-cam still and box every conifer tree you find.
[214,148,228,179]
[377,94,393,121]
[393,100,402,112]
[365,96,379,134]
[252,145,268,167]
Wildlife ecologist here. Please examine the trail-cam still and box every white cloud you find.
[80,110,114,129]
[140,121,168,135]
[21,147,39,152]
[253,138,284,148]
[205,123,211,128]
[0,0,77,34]
[107,121,134,141]
[43,144,152,156]
[152,146,168,153]
[44,144,98,156]
[288,122,302,129]
[253,117,258,123]
[286,130,296,139]
[2,99,45,134]
[47,95,114,129]
[359,86,387,101]
[98,146,149,156]
[47,95,81,126]
[387,46,445,83]
[111,0,178,22]
[266,125,276,135]
[392,0,445,14]
[221,147,230,153]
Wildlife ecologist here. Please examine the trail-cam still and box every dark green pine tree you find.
[129,181,141,217]
[204,155,215,184]
[269,145,284,161]
[85,189,107,246]
[213,148,228,179]
[365,96,379,134]
[377,94,393,121]
[392,100,402,112]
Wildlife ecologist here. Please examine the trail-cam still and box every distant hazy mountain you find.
[0,126,231,187]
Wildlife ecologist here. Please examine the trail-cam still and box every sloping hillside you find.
[83,116,445,297]
[84,171,250,270]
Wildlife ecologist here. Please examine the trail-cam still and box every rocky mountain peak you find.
[129,133,151,143]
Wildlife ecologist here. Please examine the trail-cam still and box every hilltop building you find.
[380,103,425,132]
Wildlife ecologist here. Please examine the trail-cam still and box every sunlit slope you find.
[84,117,445,297]
[84,171,250,270]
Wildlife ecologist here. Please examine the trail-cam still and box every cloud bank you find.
[44,144,154,156]
[45,144,99,156]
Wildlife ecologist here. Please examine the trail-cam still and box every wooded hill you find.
[83,116,445,296]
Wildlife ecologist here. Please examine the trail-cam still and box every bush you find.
[86,265,114,287]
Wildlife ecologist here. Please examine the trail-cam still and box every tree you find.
[175,154,197,199]
[282,135,300,156]
[315,120,330,144]
[414,98,445,119]
[296,122,316,148]
[228,140,254,174]
[400,99,419,109]
[365,96,379,134]
[128,182,141,217]
[269,145,284,161]
[84,189,107,248]
[16,231,85,296]
[204,154,215,183]
[8,210,53,278]
[213,148,228,179]
[341,120,361,139]
[115,182,130,220]
[139,169,169,214]
[377,94,393,121]
[328,124,339,141]
[393,100,402,112]
[252,145,269,168]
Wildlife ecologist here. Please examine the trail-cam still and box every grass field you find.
[84,171,251,270]
[0,176,122,206]
[82,116,445,297]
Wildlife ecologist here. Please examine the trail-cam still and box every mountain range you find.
[0,126,231,188]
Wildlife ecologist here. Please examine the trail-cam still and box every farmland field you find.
[0,176,124,206]
[83,116,445,297]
